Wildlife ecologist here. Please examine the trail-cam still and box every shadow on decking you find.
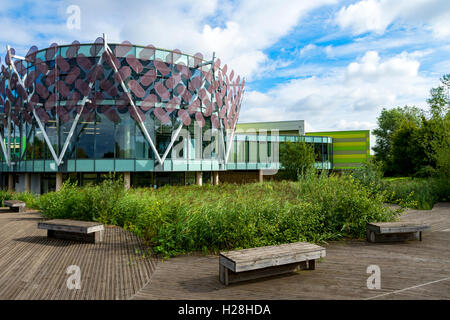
[10,217,43,222]
[178,269,302,293]
[13,235,76,247]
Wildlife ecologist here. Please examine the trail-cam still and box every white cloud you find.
[346,51,420,82]
[299,44,318,56]
[335,0,393,35]
[59,0,337,80]
[240,51,436,133]
[335,0,450,38]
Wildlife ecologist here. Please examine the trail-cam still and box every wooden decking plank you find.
[0,209,156,300]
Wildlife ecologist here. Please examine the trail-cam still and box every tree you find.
[426,74,450,178]
[373,74,450,178]
[373,106,423,175]
[279,140,315,180]
[390,119,426,176]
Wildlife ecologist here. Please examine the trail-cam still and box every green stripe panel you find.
[333,150,366,155]
[333,158,368,163]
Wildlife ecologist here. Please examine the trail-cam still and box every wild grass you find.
[33,174,398,257]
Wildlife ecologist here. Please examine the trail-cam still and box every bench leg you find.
[308,259,315,270]
[420,231,422,241]
[299,261,308,270]
[95,230,104,243]
[219,264,229,285]
[367,229,376,243]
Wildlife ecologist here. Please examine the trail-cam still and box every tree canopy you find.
[373,74,450,178]
[279,140,315,180]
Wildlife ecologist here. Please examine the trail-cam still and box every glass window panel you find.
[95,112,115,158]
[76,120,95,159]
[33,127,45,160]
[115,113,135,159]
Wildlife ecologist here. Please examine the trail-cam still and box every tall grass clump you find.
[381,177,449,210]
[126,175,397,257]
[37,174,126,221]
[0,189,38,208]
[36,174,398,257]
[351,160,449,210]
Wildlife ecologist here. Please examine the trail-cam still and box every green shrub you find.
[0,189,14,206]
[35,175,398,257]
[0,189,38,208]
[381,177,450,210]
[15,192,39,208]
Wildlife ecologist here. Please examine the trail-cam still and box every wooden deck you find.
[131,203,450,300]
[0,203,449,300]
[0,209,157,300]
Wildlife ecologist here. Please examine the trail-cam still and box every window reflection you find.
[115,112,135,159]
[95,113,115,158]
[76,121,95,158]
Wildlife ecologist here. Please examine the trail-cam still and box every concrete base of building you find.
[8,173,14,191]
[56,172,63,191]
[124,172,131,189]
[213,171,219,185]
[25,173,31,192]
[195,171,203,186]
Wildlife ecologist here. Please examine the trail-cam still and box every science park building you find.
[0,36,370,194]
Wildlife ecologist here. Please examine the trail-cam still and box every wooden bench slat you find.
[37,219,104,243]
[221,242,322,260]
[4,200,26,212]
[38,219,104,234]
[367,222,430,234]
[220,242,326,273]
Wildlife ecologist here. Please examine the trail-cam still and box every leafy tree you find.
[426,74,450,178]
[373,106,423,175]
[390,119,426,176]
[373,74,450,178]
[279,140,315,180]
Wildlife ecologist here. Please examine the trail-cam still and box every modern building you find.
[0,37,369,194]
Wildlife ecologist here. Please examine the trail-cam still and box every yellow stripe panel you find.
[333,142,367,147]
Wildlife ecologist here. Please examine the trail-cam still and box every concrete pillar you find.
[56,172,63,191]
[213,171,219,185]
[195,171,203,186]
[259,169,264,183]
[124,172,131,190]
[8,173,14,191]
[25,173,31,193]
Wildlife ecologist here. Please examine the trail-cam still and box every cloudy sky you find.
[1,0,449,143]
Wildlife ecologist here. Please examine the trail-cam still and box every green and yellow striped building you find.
[306,130,370,169]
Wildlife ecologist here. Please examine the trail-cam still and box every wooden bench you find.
[366,222,431,243]
[219,242,326,285]
[38,219,104,243]
[4,200,26,212]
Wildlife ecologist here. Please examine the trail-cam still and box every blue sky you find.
[1,0,449,144]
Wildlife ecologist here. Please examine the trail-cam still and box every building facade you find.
[0,37,367,194]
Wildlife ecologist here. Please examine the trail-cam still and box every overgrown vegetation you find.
[0,189,38,208]
[7,174,397,257]
[367,74,450,209]
[352,159,449,210]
